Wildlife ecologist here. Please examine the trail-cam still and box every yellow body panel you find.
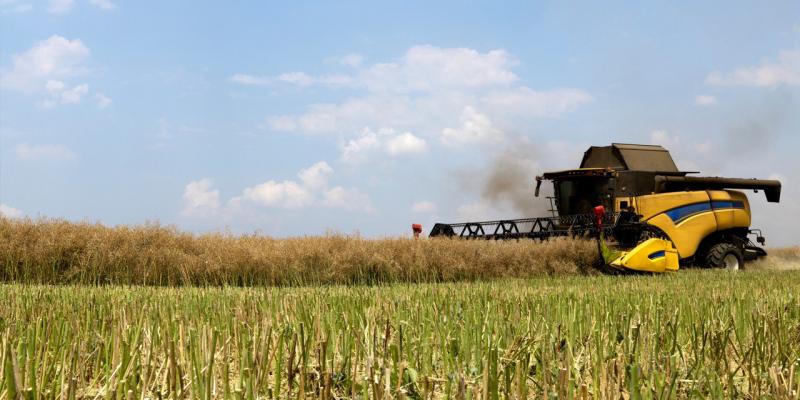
[707,191,751,229]
[609,238,679,273]
[612,190,752,270]
[647,213,718,258]
[635,191,710,220]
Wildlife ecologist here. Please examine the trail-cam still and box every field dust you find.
[750,247,800,270]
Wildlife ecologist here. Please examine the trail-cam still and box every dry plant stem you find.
[1,271,800,398]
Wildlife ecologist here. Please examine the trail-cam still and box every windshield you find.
[555,178,610,215]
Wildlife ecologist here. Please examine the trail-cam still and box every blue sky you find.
[1,1,799,244]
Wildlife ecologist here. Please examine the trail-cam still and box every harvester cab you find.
[430,143,782,273]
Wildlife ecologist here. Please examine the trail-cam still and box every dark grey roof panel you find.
[580,143,679,172]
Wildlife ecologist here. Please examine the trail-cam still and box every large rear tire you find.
[704,243,744,270]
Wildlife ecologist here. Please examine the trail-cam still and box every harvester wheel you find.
[704,243,744,270]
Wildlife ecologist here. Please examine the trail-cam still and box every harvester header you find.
[430,143,781,273]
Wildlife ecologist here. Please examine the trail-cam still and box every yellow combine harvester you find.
[430,143,781,273]
[601,188,755,272]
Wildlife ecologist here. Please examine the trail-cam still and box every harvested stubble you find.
[0,217,597,286]
[2,271,800,399]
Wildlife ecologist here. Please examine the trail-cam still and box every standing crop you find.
[1,270,799,399]
[0,217,597,286]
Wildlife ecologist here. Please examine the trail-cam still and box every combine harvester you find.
[429,143,781,273]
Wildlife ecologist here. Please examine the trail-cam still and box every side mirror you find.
[534,176,543,197]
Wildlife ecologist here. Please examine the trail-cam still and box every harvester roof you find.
[542,143,781,203]
[581,143,680,173]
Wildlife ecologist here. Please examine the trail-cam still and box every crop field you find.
[0,218,598,286]
[1,218,800,399]
[2,271,800,399]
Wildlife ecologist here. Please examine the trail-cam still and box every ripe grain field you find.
[3,271,800,399]
[0,218,598,286]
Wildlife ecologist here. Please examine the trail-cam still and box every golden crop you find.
[0,217,598,286]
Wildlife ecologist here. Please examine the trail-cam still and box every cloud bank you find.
[183,161,372,219]
[233,45,592,165]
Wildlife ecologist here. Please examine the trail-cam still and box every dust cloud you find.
[479,140,552,218]
[748,248,800,270]
[723,91,795,155]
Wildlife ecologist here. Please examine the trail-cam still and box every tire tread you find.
[704,242,744,269]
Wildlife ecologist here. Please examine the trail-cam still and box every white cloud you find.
[261,45,591,153]
[441,106,503,145]
[225,161,371,212]
[267,95,413,134]
[0,204,23,218]
[15,143,76,160]
[45,79,65,92]
[322,186,372,211]
[694,141,711,155]
[481,87,593,118]
[0,35,90,92]
[95,93,112,108]
[89,0,115,10]
[340,128,426,163]
[182,179,220,217]
[646,130,714,171]
[650,130,680,149]
[1,36,109,108]
[264,115,297,131]
[649,130,715,157]
[315,75,353,87]
[41,80,89,107]
[232,72,353,88]
[59,83,88,104]
[247,45,591,213]
[341,129,381,163]
[359,45,518,93]
[327,53,364,68]
[1,1,32,13]
[267,87,590,139]
[47,0,73,14]
[412,200,436,213]
[297,161,334,190]
[706,50,800,87]
[277,72,314,87]
[694,95,717,106]
[230,74,271,86]
[386,132,426,155]
[238,45,519,93]
[240,180,313,209]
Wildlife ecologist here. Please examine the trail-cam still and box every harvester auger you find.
[429,143,782,273]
